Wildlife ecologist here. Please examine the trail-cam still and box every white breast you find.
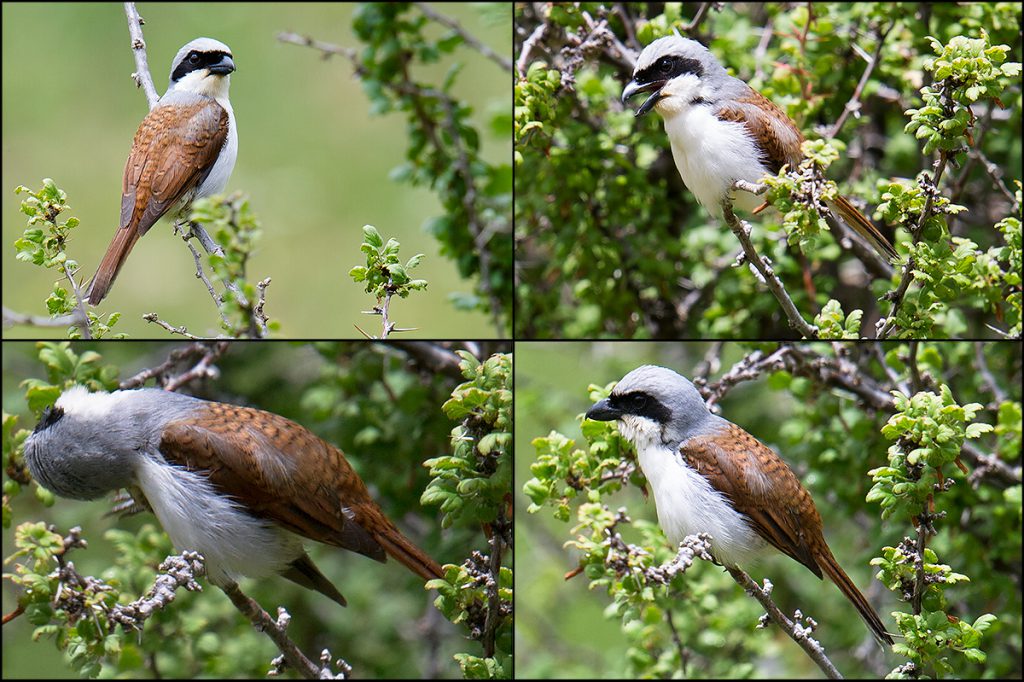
[661,104,769,216]
[631,432,764,567]
[134,454,302,585]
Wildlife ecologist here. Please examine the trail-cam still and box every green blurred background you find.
[2,2,510,338]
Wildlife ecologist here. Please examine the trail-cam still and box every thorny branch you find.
[721,184,819,339]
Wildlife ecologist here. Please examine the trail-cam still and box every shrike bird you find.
[24,386,443,606]
[87,38,238,305]
[586,365,893,646]
[621,35,899,263]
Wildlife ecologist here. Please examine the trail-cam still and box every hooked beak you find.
[585,398,622,422]
[621,78,666,117]
[208,55,236,76]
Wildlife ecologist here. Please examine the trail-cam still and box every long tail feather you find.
[374,528,443,581]
[828,195,900,263]
[86,227,141,305]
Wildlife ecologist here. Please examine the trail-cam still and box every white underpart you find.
[135,454,303,585]
[655,75,768,215]
[619,414,764,566]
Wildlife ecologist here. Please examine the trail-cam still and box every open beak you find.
[621,78,666,117]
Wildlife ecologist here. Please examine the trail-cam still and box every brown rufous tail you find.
[374,528,443,581]
[818,549,893,646]
[828,195,900,264]
[86,226,141,305]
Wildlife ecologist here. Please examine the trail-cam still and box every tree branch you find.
[721,184,819,338]
[218,581,348,678]
[414,2,512,71]
[122,2,159,108]
[724,565,842,679]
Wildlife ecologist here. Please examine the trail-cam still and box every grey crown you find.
[586,365,725,450]
[23,389,201,500]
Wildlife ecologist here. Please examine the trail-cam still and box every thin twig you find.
[724,566,842,679]
[276,31,357,60]
[966,146,1019,209]
[515,21,549,79]
[253,278,271,336]
[183,221,247,304]
[387,341,467,380]
[414,2,512,71]
[165,343,229,391]
[962,441,1019,488]
[179,229,232,328]
[119,342,227,389]
[481,530,503,657]
[827,21,895,140]
[722,183,818,338]
[679,2,713,33]
[2,306,88,330]
[218,581,335,678]
[123,2,159,108]
[141,313,210,339]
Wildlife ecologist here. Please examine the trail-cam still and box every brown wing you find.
[160,401,444,582]
[159,402,388,562]
[716,88,804,174]
[87,101,228,305]
[679,423,824,578]
[121,100,229,236]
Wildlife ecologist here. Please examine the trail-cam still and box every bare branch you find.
[721,185,819,338]
[218,581,348,678]
[414,2,512,71]
[724,565,842,679]
[119,342,227,390]
[141,313,211,339]
[122,2,159,108]
[827,21,895,140]
[3,306,88,330]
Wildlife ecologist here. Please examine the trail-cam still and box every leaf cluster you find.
[353,3,512,331]
[422,351,512,529]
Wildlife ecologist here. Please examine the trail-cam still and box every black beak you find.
[585,398,622,422]
[209,55,235,76]
[621,78,666,117]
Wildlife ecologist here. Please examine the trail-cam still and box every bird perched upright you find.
[621,35,899,263]
[586,365,893,646]
[87,37,239,305]
[24,386,443,606]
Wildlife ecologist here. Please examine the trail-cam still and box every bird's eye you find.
[656,57,674,74]
[628,394,648,410]
[188,52,201,64]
